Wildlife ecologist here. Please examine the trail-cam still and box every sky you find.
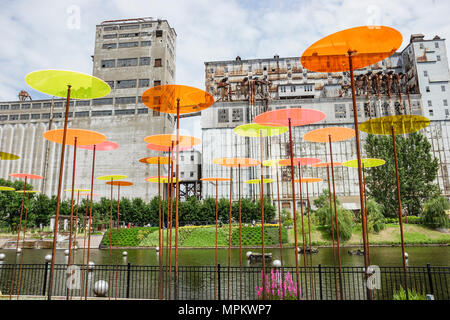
[1,0,449,142]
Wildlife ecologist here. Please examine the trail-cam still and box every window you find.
[9,115,19,120]
[116,79,137,89]
[154,80,161,86]
[115,97,136,104]
[441,85,446,92]
[435,42,439,48]
[141,31,150,36]
[43,102,51,108]
[445,109,449,117]
[104,26,118,31]
[248,66,252,72]
[305,85,313,92]
[141,41,151,46]
[115,109,135,115]
[119,32,139,38]
[32,103,41,109]
[140,57,150,65]
[420,43,424,49]
[92,110,112,117]
[181,156,185,161]
[181,172,185,178]
[218,109,229,123]
[0,115,8,121]
[437,55,441,61]
[106,81,114,89]
[334,104,346,119]
[117,58,138,67]
[31,114,40,119]
[54,102,63,108]
[423,70,428,77]
[119,41,139,48]
[426,86,430,92]
[232,108,243,122]
[102,43,117,49]
[444,99,448,106]
[42,113,50,119]
[156,30,163,37]
[152,110,160,116]
[190,172,194,178]
[154,59,162,67]
[21,104,30,109]
[92,98,113,105]
[291,86,296,92]
[138,79,150,87]
[429,109,434,116]
[141,23,152,28]
[101,59,115,68]
[120,24,139,30]
[11,104,19,110]
[76,100,90,106]
[279,86,286,93]
[53,113,62,118]
[75,111,89,117]
[224,67,228,72]
[103,34,117,39]
[428,100,432,107]
[138,108,149,114]
[0,104,9,110]
[20,114,29,120]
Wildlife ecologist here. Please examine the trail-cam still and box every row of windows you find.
[101,57,161,68]
[427,99,448,107]
[102,41,151,49]
[425,85,446,93]
[103,32,151,39]
[103,24,160,33]
[0,108,153,122]
[218,108,244,123]
[279,84,313,93]
[0,101,73,110]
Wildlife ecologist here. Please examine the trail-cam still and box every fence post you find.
[217,264,221,301]
[318,264,323,300]
[42,262,49,296]
[426,263,434,296]
[126,263,131,299]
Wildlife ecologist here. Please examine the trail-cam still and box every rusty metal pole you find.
[66,136,77,300]
[48,84,71,301]
[114,183,121,300]
[227,167,233,300]
[329,136,343,300]
[276,163,283,265]
[70,189,80,300]
[259,132,267,301]
[297,164,308,300]
[16,191,31,299]
[85,144,96,300]
[306,182,315,300]
[161,163,166,300]
[326,163,339,300]
[80,195,89,300]
[175,99,180,299]
[348,53,371,294]
[215,179,218,301]
[9,175,27,299]
[158,157,163,300]
[288,119,300,300]
[165,145,172,299]
[362,164,371,264]
[238,163,243,300]
[107,177,113,300]
[392,126,409,300]
[169,143,174,299]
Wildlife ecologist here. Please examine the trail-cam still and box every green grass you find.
[102,227,158,246]
[230,226,287,246]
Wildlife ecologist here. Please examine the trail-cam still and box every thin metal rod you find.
[306,183,315,300]
[259,133,266,300]
[80,195,89,300]
[16,191,31,299]
[114,183,121,300]
[108,177,113,300]
[329,136,343,300]
[215,179,218,301]
[326,163,338,300]
[175,99,180,297]
[227,166,232,300]
[297,164,308,300]
[288,119,300,300]
[158,158,163,300]
[85,144,96,300]
[70,190,80,300]
[48,84,71,301]
[9,175,27,299]
[168,142,174,299]
[67,136,77,300]
[238,163,242,300]
[392,126,409,300]
[276,164,283,265]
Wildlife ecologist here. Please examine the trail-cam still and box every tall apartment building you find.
[0,17,177,201]
[201,34,450,213]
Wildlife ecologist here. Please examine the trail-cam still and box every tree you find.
[364,132,440,217]
[365,199,385,233]
[313,189,353,241]
[423,196,450,229]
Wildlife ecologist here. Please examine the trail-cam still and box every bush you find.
[423,196,450,229]
[393,286,426,300]
[230,226,287,246]
[366,199,385,233]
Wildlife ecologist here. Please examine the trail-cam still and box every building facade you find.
[0,17,177,201]
[201,34,450,213]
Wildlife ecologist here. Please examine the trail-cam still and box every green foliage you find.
[393,286,426,300]
[281,209,293,227]
[230,226,287,246]
[366,199,386,233]
[364,132,440,217]
[102,227,157,246]
[313,189,353,241]
[423,196,450,229]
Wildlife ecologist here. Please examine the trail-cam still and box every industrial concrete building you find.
[201,34,450,213]
[0,17,177,201]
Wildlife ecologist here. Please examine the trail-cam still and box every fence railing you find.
[0,263,448,300]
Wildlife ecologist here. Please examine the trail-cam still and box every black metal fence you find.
[0,263,448,300]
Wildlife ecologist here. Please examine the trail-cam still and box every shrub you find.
[393,286,426,300]
[230,226,287,246]
[366,199,385,233]
[423,196,450,229]
[256,269,300,300]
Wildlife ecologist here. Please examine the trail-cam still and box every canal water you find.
[1,246,449,267]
